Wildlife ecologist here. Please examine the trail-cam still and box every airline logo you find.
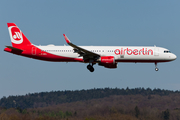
[114,48,153,55]
[10,26,23,44]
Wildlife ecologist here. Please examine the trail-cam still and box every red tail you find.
[7,23,32,49]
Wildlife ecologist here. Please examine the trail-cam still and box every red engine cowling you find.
[98,56,117,68]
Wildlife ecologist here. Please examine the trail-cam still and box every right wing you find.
[63,34,100,61]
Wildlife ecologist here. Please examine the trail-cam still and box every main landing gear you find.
[87,63,94,72]
[155,62,159,71]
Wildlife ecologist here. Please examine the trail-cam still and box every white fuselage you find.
[36,45,176,63]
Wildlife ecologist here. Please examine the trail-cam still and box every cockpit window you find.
[164,50,171,53]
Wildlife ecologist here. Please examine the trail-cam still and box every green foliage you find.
[58,111,64,118]
[16,107,23,113]
[162,109,170,120]
[74,111,77,116]
[135,106,140,118]
[65,111,72,117]
[22,109,27,114]
[43,111,72,118]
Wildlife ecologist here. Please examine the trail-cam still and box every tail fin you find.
[7,23,32,49]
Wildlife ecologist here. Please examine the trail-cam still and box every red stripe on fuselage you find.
[4,45,84,62]
[115,59,172,63]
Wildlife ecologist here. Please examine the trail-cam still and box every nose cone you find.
[171,54,177,60]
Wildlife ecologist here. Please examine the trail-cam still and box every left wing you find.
[63,34,100,61]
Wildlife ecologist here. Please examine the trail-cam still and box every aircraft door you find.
[32,47,36,55]
[154,47,159,56]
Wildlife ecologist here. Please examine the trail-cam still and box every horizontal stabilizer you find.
[5,46,23,52]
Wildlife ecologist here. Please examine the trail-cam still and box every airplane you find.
[4,23,177,72]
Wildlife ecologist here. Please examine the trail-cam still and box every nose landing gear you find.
[155,63,159,71]
[155,67,159,71]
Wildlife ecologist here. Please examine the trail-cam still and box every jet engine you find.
[98,56,117,68]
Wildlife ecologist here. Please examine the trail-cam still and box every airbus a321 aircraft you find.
[4,23,177,72]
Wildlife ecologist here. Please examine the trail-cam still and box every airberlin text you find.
[114,48,153,55]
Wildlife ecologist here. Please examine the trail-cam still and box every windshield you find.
[164,50,171,53]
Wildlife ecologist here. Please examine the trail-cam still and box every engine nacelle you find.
[98,56,117,68]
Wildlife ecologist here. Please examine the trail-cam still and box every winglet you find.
[63,34,71,44]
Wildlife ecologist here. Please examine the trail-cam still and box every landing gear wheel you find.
[154,62,159,71]
[155,68,159,71]
[87,65,94,72]
[90,67,94,72]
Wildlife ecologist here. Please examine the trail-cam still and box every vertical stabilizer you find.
[7,23,32,49]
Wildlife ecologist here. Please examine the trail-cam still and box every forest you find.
[0,87,180,120]
[0,87,178,109]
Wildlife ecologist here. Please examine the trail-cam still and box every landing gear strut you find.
[155,63,159,71]
[87,63,95,72]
